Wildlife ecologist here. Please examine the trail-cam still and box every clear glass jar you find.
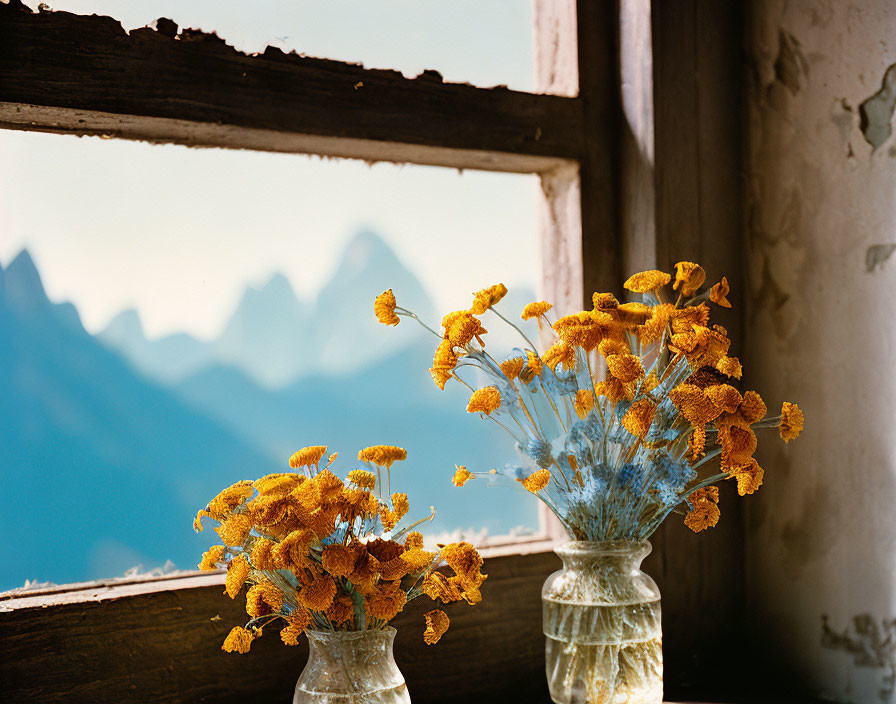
[294,627,411,704]
[542,541,662,704]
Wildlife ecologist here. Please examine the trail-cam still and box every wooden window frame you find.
[0,1,753,702]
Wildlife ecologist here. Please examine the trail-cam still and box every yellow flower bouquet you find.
[375,263,803,704]
[194,444,485,704]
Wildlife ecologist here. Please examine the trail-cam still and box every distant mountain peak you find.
[337,228,403,278]
[103,308,145,341]
[260,272,295,296]
[348,227,389,249]
[5,248,48,309]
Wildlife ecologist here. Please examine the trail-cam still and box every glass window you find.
[0,130,542,589]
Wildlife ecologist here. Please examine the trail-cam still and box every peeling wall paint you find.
[859,64,896,150]
[747,3,896,703]
[822,614,896,701]
[866,244,896,272]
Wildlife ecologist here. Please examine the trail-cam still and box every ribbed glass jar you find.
[293,628,411,704]
[542,541,662,704]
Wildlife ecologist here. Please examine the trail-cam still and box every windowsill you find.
[0,545,562,703]
[0,536,559,612]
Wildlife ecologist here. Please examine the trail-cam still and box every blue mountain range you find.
[1,234,540,590]
[0,250,279,589]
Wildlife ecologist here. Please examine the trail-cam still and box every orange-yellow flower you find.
[732,458,764,496]
[521,301,552,320]
[554,311,609,351]
[327,595,355,625]
[710,277,732,307]
[471,283,508,314]
[254,472,305,497]
[245,581,283,618]
[669,384,723,425]
[621,398,657,437]
[289,445,328,468]
[321,543,359,578]
[467,387,501,415]
[779,402,804,442]
[280,610,312,645]
[606,353,644,383]
[366,580,407,621]
[689,325,731,367]
[673,261,707,297]
[592,292,620,309]
[224,554,251,599]
[624,269,671,293]
[390,492,410,523]
[298,573,337,612]
[574,389,595,419]
[638,303,676,344]
[719,421,758,472]
[519,349,543,383]
[444,311,487,348]
[249,538,276,570]
[421,570,463,603]
[195,480,255,530]
[430,339,459,390]
[500,357,525,380]
[215,514,252,547]
[542,341,577,371]
[222,626,255,654]
[347,469,376,489]
[688,425,707,461]
[199,545,227,571]
[519,468,551,493]
[669,303,710,334]
[358,445,407,468]
[598,339,629,358]
[716,356,743,379]
[404,532,424,550]
[273,529,315,571]
[740,391,767,424]
[440,542,485,584]
[374,289,400,326]
[615,302,652,326]
[400,548,437,573]
[423,609,450,645]
[684,486,720,533]
[705,384,743,415]
[452,465,474,487]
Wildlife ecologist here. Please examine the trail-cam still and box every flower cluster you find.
[195,444,486,653]
[375,263,804,540]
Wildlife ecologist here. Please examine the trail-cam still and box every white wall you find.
[747,2,896,702]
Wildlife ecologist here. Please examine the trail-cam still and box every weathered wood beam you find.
[0,550,560,704]
[0,2,588,174]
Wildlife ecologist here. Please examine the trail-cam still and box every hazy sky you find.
[1,1,539,340]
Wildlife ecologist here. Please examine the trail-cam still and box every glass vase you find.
[542,540,662,704]
[294,627,411,704]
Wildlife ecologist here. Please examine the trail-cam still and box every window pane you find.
[27,0,533,92]
[0,131,542,589]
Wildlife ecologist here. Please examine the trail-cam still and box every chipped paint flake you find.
[859,64,896,151]
[866,243,896,272]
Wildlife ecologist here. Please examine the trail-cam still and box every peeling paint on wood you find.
[0,1,588,173]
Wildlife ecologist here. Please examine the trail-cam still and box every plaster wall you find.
[746,2,896,702]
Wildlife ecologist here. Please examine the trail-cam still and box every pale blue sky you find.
[0,1,539,339]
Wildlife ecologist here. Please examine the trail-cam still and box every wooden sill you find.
[0,547,561,704]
